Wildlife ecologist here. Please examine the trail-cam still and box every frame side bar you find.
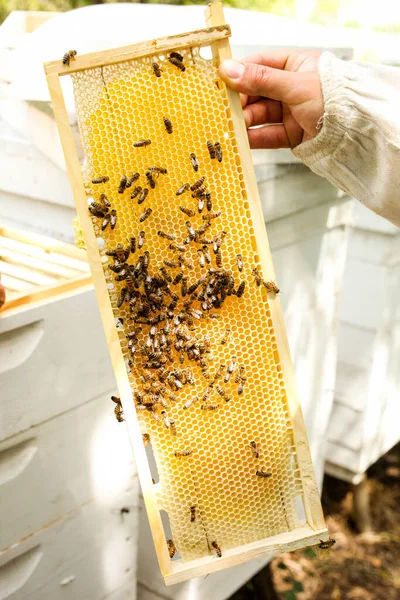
[44,25,231,76]
[45,70,172,575]
[205,1,325,532]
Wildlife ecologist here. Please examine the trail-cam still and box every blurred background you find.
[0,1,399,600]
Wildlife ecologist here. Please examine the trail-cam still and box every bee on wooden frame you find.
[62,49,77,66]
[211,541,222,558]
[168,56,185,71]
[256,470,271,478]
[174,449,193,457]
[92,175,109,184]
[167,539,176,558]
[207,141,216,159]
[133,139,151,148]
[190,506,196,522]
[263,280,280,295]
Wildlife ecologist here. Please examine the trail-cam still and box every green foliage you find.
[283,591,297,600]
[292,580,304,592]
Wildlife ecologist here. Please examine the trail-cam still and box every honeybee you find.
[92,175,109,184]
[164,259,179,269]
[236,254,244,272]
[181,277,188,297]
[117,287,129,308]
[142,250,150,269]
[228,356,237,374]
[169,51,184,62]
[183,396,199,409]
[142,433,150,447]
[203,211,221,221]
[186,221,196,238]
[99,193,111,207]
[133,139,151,147]
[212,363,225,384]
[163,116,173,134]
[89,201,108,217]
[167,539,176,558]
[211,541,222,558]
[201,387,212,403]
[168,56,185,71]
[138,188,149,205]
[139,208,152,222]
[207,141,216,159]
[174,449,193,457]
[215,142,223,162]
[170,242,186,253]
[252,267,262,287]
[198,196,205,213]
[256,470,272,478]
[192,186,207,198]
[215,386,230,402]
[250,441,259,459]
[170,419,177,436]
[236,281,245,298]
[196,249,205,268]
[221,326,231,345]
[201,403,219,410]
[206,195,213,212]
[263,280,280,295]
[130,186,142,200]
[191,176,205,191]
[110,209,117,229]
[190,506,196,522]
[152,62,162,77]
[145,171,156,189]
[215,250,222,268]
[201,245,211,265]
[138,230,145,249]
[190,153,199,172]
[125,173,140,188]
[319,537,336,550]
[176,183,190,196]
[62,49,77,66]
[149,166,168,175]
[114,404,124,422]
[158,230,176,241]
[106,242,130,262]
[159,266,172,283]
[180,205,195,217]
[161,410,170,428]
[101,214,111,230]
[118,175,127,193]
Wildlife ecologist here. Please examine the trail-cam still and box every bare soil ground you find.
[230,443,400,600]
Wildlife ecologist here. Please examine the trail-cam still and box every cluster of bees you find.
[84,48,283,563]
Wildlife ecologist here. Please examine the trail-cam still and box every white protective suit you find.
[293,52,400,227]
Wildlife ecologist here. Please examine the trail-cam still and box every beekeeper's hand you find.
[219,51,323,149]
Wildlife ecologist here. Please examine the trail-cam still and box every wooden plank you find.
[0,226,90,268]
[44,25,231,76]
[0,247,83,280]
[165,525,328,586]
[2,277,93,313]
[205,1,325,533]
[0,273,32,293]
[44,71,171,576]
[0,260,56,286]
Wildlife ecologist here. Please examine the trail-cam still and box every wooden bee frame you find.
[44,2,328,585]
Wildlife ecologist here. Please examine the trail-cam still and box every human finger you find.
[219,60,298,103]
[247,125,291,150]
[243,98,282,128]
[240,50,293,70]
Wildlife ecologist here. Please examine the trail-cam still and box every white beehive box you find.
[0,227,139,600]
[325,203,400,484]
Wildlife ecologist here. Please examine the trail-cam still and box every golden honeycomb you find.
[70,47,303,562]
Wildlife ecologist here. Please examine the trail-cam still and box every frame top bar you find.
[44,24,231,76]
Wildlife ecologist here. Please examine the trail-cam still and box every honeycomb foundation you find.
[49,34,326,572]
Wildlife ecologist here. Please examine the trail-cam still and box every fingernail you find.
[220,59,244,80]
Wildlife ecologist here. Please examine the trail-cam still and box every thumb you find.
[219,59,295,103]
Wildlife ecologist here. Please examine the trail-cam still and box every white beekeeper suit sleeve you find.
[293,51,400,227]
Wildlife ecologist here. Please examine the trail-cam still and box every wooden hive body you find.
[44,2,327,585]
